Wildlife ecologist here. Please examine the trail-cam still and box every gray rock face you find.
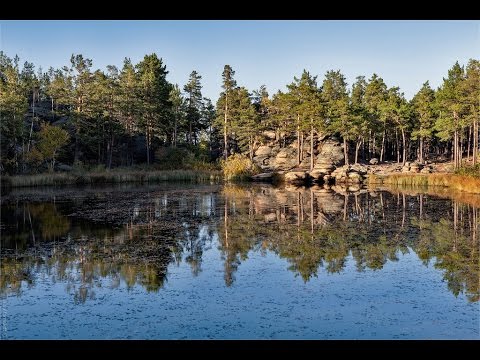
[255,145,272,157]
[263,131,277,140]
[317,138,344,166]
[251,172,275,181]
[330,165,366,184]
[401,162,424,173]
[252,136,344,174]
[284,171,309,183]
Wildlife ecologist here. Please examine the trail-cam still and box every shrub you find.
[455,164,480,178]
[154,147,195,170]
[220,154,261,181]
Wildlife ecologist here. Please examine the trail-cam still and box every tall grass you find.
[2,169,222,188]
[368,173,480,194]
[220,154,261,181]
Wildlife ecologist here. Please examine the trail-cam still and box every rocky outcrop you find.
[316,138,344,166]
[252,134,344,174]
[401,161,425,173]
[251,172,276,181]
[284,171,310,184]
[331,165,367,184]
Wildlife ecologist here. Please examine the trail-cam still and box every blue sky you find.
[1,20,479,102]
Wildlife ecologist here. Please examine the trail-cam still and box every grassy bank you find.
[1,169,222,188]
[368,173,480,194]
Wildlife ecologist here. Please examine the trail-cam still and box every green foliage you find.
[455,164,480,178]
[220,154,261,181]
[36,122,70,172]
[1,49,479,177]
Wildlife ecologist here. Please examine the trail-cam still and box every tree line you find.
[1,50,479,175]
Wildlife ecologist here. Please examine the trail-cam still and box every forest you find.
[0,51,479,176]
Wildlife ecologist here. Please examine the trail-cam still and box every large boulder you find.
[263,131,277,140]
[284,171,309,184]
[270,147,298,171]
[255,145,273,157]
[251,172,275,181]
[316,138,344,166]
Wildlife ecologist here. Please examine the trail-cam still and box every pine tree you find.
[364,74,388,161]
[323,70,351,165]
[169,84,186,147]
[284,70,323,168]
[436,62,467,169]
[230,87,258,160]
[135,53,173,164]
[216,65,237,160]
[0,53,28,173]
[350,76,369,163]
[411,81,436,163]
[183,71,203,145]
[463,59,480,165]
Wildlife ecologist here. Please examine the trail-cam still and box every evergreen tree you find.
[350,76,369,163]
[436,62,467,169]
[135,53,173,164]
[411,81,436,163]
[0,53,28,173]
[216,65,237,160]
[183,70,203,145]
[463,59,480,165]
[364,74,388,160]
[323,70,351,165]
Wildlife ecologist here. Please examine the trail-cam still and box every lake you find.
[0,182,478,339]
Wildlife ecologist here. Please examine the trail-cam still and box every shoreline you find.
[1,169,222,189]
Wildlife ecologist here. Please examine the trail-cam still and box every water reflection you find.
[1,184,479,303]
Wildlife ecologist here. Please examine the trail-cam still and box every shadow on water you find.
[1,183,479,303]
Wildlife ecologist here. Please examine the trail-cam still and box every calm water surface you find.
[0,183,478,339]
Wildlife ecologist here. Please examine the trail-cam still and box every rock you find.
[276,148,292,158]
[309,169,325,181]
[420,167,431,174]
[251,172,275,181]
[317,138,344,166]
[299,157,311,169]
[348,185,361,192]
[284,171,309,183]
[255,145,272,157]
[263,131,276,140]
[264,213,277,222]
[347,172,363,183]
[369,158,379,165]
[350,163,368,175]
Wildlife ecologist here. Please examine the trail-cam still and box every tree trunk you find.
[297,114,301,166]
[380,129,386,162]
[467,125,472,161]
[419,137,424,163]
[355,137,362,164]
[300,132,304,162]
[146,118,151,166]
[395,128,400,164]
[224,97,228,160]
[454,129,458,170]
[310,123,314,171]
[174,114,177,148]
[474,119,478,166]
[343,136,349,165]
[401,128,406,166]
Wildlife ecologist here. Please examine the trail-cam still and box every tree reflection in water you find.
[1,184,478,303]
